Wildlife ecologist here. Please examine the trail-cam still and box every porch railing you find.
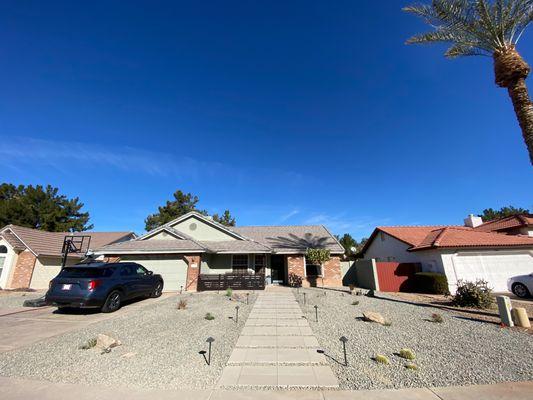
[198,273,265,291]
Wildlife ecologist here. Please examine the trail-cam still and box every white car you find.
[507,273,533,298]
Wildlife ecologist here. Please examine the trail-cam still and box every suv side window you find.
[135,265,148,276]
[120,264,136,276]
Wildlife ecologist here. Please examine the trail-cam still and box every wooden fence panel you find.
[375,262,420,292]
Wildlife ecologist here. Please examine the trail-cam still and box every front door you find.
[270,255,285,284]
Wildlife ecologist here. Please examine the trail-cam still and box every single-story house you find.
[0,225,135,289]
[95,211,345,291]
[360,214,533,292]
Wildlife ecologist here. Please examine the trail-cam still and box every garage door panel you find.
[453,252,533,292]
[119,256,188,291]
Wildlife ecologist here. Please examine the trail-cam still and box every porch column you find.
[322,256,342,287]
[184,254,201,291]
[8,250,37,289]
[287,255,308,287]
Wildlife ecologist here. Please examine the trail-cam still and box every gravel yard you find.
[0,291,255,389]
[295,287,533,391]
[0,290,45,308]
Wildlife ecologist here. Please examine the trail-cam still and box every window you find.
[0,245,7,254]
[60,267,115,278]
[120,264,137,276]
[305,258,322,277]
[135,265,148,276]
[254,254,265,274]
[232,254,249,274]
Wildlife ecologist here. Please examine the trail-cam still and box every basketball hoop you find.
[61,235,92,268]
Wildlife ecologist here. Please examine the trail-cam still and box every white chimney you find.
[464,214,483,228]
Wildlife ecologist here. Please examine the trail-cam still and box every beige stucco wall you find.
[170,216,237,241]
[0,238,18,289]
[145,231,181,240]
[29,256,78,289]
[363,233,420,263]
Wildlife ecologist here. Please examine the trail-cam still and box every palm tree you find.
[404,0,533,165]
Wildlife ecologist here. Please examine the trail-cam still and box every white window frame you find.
[304,256,323,277]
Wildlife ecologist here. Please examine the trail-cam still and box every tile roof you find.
[376,226,453,247]
[409,227,533,251]
[231,225,344,253]
[0,230,26,251]
[474,214,533,232]
[97,239,204,253]
[0,225,135,257]
[202,240,272,253]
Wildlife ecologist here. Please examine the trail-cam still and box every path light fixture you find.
[235,305,240,323]
[339,336,348,366]
[303,292,307,305]
[314,305,319,322]
[206,337,215,365]
[246,293,249,305]
[180,285,183,294]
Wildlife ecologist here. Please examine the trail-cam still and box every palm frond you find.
[404,0,533,57]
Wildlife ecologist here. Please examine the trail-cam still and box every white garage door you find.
[452,251,533,292]
[120,256,188,291]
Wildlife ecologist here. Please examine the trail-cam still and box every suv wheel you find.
[512,283,531,298]
[150,281,163,298]
[102,290,122,313]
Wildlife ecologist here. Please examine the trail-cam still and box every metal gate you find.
[375,262,420,292]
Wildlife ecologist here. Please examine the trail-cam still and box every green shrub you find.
[205,312,215,320]
[399,348,416,360]
[225,288,233,297]
[405,363,418,370]
[431,313,444,323]
[79,338,97,350]
[374,354,390,364]
[351,300,360,306]
[413,272,449,295]
[452,279,494,309]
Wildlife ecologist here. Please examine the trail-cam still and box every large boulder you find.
[362,311,386,325]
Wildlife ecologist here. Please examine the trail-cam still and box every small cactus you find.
[399,348,416,360]
[205,312,215,320]
[351,300,360,306]
[431,313,444,323]
[177,299,187,310]
[374,354,390,364]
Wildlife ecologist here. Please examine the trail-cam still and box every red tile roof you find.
[0,225,135,257]
[376,226,452,247]
[410,227,533,251]
[474,214,533,232]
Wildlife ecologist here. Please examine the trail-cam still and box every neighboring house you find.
[0,225,135,289]
[95,211,344,291]
[360,214,533,292]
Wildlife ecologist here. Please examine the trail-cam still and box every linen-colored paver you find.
[219,287,339,388]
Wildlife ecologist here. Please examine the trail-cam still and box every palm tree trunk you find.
[507,79,533,165]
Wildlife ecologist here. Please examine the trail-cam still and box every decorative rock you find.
[362,311,386,325]
[95,334,121,351]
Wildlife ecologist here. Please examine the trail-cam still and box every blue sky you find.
[1,1,532,239]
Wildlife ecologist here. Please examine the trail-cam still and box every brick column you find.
[184,254,201,291]
[9,251,37,289]
[287,255,308,287]
[322,256,342,287]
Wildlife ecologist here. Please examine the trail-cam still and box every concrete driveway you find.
[0,293,175,353]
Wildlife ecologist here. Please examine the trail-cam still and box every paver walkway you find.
[219,286,338,388]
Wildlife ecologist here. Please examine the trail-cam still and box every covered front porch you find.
[197,253,342,291]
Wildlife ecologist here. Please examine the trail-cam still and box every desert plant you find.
[404,0,533,164]
[431,313,444,323]
[383,320,393,327]
[225,288,233,297]
[79,338,97,350]
[205,312,215,320]
[177,299,187,310]
[413,272,450,295]
[288,272,303,287]
[374,354,390,365]
[405,363,418,370]
[399,348,416,360]
[351,300,360,306]
[452,279,494,309]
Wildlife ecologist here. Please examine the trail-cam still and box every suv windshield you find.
[59,267,115,278]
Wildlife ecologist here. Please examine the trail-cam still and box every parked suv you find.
[45,262,164,312]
